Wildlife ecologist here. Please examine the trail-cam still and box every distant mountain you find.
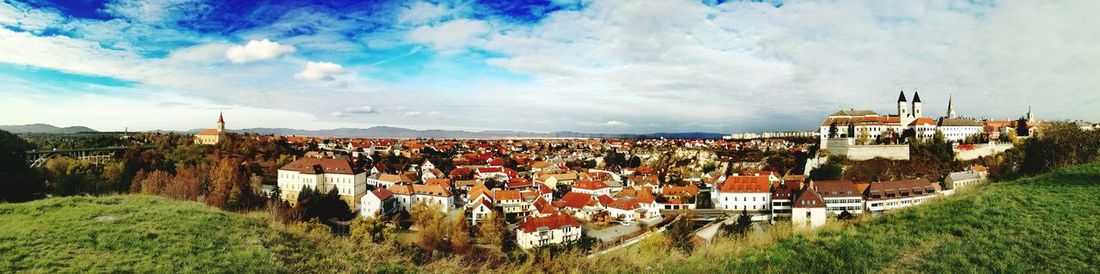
[0,124,98,134]
[230,126,724,139]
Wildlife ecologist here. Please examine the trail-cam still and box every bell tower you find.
[217,112,225,132]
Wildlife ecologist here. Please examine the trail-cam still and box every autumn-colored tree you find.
[164,165,202,200]
[477,210,507,249]
[351,216,388,244]
[411,202,450,252]
[449,213,471,254]
[139,170,173,195]
[207,158,249,210]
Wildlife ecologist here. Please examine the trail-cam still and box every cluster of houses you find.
[275,141,991,249]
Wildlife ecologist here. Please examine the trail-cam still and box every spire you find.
[912,91,921,103]
[897,89,907,102]
[947,94,957,119]
[217,112,225,124]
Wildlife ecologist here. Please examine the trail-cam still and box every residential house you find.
[572,179,611,196]
[791,187,828,229]
[359,188,397,218]
[516,213,582,249]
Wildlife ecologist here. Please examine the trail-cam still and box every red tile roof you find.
[517,213,580,233]
[717,175,770,193]
[792,187,827,208]
[606,199,640,210]
[371,188,393,200]
[279,158,361,175]
[559,192,598,209]
[573,179,609,190]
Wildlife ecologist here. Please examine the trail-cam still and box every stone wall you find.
[824,138,910,161]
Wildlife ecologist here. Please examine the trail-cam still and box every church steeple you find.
[216,112,225,132]
[912,90,922,118]
[947,94,957,119]
[1026,106,1034,122]
[897,89,910,120]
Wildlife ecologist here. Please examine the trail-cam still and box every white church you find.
[819,90,984,148]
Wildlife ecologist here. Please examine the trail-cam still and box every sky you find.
[0,0,1098,134]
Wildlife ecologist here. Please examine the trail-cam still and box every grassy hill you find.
[3,163,1100,273]
[596,162,1100,273]
[0,195,412,273]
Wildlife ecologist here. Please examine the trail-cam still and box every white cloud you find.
[294,61,346,81]
[402,111,422,117]
[398,2,450,24]
[0,2,66,33]
[225,39,296,63]
[407,19,490,50]
[102,0,207,24]
[605,120,628,126]
[168,43,233,63]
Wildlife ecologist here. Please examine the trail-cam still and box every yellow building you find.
[194,113,225,145]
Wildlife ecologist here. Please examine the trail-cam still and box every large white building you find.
[515,213,582,249]
[277,158,368,210]
[713,174,776,212]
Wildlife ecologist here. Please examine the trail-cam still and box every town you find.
[183,91,1084,250]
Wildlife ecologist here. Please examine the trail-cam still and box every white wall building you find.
[713,175,774,212]
[791,188,828,229]
[515,213,582,249]
[277,158,367,210]
[864,179,938,213]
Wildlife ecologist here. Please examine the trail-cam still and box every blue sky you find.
[1,0,1098,133]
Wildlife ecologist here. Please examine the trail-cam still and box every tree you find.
[628,156,642,168]
[207,158,259,211]
[808,164,843,181]
[449,213,472,254]
[351,216,388,244]
[837,209,853,220]
[477,210,507,249]
[666,210,696,253]
[828,122,839,138]
[1016,117,1030,137]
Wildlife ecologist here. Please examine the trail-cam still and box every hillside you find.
[3,163,1099,273]
[0,124,97,134]
[596,162,1100,273]
[0,195,411,273]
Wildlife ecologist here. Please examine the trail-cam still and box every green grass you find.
[4,162,1100,273]
[623,162,1100,273]
[0,195,411,273]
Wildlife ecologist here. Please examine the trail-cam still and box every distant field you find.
[621,162,1100,273]
[3,163,1100,273]
[0,195,410,273]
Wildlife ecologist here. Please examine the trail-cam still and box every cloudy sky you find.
[1,0,1097,133]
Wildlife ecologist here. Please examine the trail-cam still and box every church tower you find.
[897,90,909,119]
[912,91,922,118]
[947,94,957,119]
[217,112,225,132]
[1026,106,1034,122]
